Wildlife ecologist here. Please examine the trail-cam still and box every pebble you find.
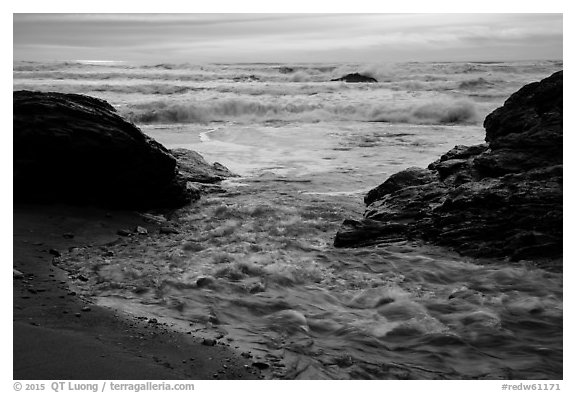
[202,338,217,346]
[75,313,81,318]
[49,249,61,257]
[117,229,132,237]
[13,269,25,279]
[81,306,91,312]
[159,226,180,235]
[252,362,270,370]
[196,276,215,288]
[62,233,75,239]
[135,226,148,235]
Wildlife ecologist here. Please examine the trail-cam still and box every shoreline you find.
[13,203,262,380]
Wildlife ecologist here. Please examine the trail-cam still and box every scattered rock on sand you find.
[48,249,61,257]
[159,227,180,235]
[117,229,132,237]
[252,361,270,370]
[202,338,217,346]
[135,226,148,235]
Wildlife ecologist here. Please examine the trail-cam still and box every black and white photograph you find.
[11,8,564,386]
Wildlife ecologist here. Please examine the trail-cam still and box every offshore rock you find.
[331,73,377,83]
[335,71,563,269]
[13,91,217,208]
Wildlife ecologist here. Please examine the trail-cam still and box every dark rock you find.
[335,71,563,268]
[13,91,194,208]
[196,276,215,288]
[331,73,377,83]
[252,362,270,370]
[117,229,132,237]
[62,233,75,239]
[278,66,294,74]
[159,226,180,235]
[48,249,61,257]
[171,148,237,184]
[202,338,217,346]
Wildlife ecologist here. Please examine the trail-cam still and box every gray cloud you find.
[13,13,562,63]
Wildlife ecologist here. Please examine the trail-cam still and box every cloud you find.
[13,13,562,63]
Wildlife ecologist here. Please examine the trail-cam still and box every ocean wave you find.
[123,97,481,125]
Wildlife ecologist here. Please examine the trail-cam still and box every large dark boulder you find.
[335,71,563,269]
[331,73,377,83]
[14,91,196,208]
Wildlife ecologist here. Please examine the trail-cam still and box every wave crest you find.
[123,97,480,125]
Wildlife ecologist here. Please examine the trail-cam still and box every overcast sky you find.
[13,13,563,63]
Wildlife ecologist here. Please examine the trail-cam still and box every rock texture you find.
[13,91,233,208]
[331,73,377,83]
[335,71,563,269]
[171,148,237,184]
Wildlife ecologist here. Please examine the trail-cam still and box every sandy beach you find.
[13,203,261,380]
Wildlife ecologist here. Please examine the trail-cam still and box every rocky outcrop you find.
[335,71,563,269]
[171,148,237,184]
[13,91,232,208]
[331,73,377,83]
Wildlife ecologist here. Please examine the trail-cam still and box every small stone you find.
[77,275,89,282]
[241,352,252,358]
[49,249,61,257]
[135,226,148,235]
[75,313,81,318]
[81,306,91,312]
[160,226,180,235]
[196,276,215,288]
[252,362,270,370]
[148,318,158,324]
[103,250,114,257]
[13,269,25,279]
[202,338,217,346]
[63,233,75,239]
[117,229,132,237]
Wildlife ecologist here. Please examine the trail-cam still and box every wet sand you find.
[13,203,261,380]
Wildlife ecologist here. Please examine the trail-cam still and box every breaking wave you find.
[123,97,480,125]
